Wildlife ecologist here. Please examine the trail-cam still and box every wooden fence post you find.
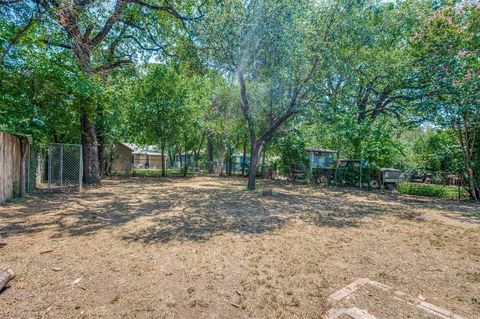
[19,137,31,197]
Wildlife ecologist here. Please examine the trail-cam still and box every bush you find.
[396,181,469,200]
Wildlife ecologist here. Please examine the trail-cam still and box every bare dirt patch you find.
[0,177,479,318]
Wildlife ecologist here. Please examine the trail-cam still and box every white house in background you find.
[121,143,166,169]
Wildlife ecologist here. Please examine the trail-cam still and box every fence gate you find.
[28,143,83,192]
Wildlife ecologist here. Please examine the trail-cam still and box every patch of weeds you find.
[429,231,447,248]
[213,272,225,280]
[396,182,469,200]
[206,284,214,291]
[110,295,120,304]
[376,271,396,281]
[237,294,248,310]
[289,296,300,307]
[429,238,442,247]
[260,188,281,197]
[308,280,328,298]
[166,299,176,308]
[397,211,425,222]
[360,256,373,265]
[250,270,260,276]
[465,272,480,283]
[111,201,128,211]
[471,297,480,306]
[256,277,267,286]
[189,298,209,308]
[7,197,26,204]
[187,287,195,295]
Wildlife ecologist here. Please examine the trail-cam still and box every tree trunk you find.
[217,145,225,177]
[455,118,479,201]
[247,140,263,190]
[242,133,247,177]
[95,105,105,176]
[20,138,29,196]
[194,131,205,170]
[226,143,232,176]
[352,137,362,160]
[168,146,176,168]
[81,108,100,184]
[161,141,166,177]
[465,164,479,201]
[97,128,105,176]
[183,133,188,177]
[207,130,214,174]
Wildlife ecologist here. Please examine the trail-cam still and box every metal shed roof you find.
[305,147,336,153]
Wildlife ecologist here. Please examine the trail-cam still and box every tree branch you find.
[43,39,73,49]
[89,0,128,46]
[127,0,204,21]
[0,16,35,65]
[236,68,256,140]
[0,0,22,6]
[92,59,132,73]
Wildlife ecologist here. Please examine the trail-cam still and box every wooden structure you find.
[133,151,165,169]
[0,132,30,203]
[111,142,134,174]
[113,143,166,171]
[306,148,336,177]
[0,268,14,291]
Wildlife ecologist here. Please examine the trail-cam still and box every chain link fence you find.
[27,143,83,192]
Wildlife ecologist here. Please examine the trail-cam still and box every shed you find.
[123,143,166,169]
[306,148,337,176]
[111,142,134,175]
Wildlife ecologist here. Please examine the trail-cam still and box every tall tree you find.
[412,3,480,200]
[129,64,198,177]
[1,0,202,183]
[309,0,430,158]
[198,0,321,190]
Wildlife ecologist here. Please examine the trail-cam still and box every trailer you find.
[306,148,402,190]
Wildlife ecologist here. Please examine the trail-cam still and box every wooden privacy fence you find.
[0,133,84,203]
[0,132,30,203]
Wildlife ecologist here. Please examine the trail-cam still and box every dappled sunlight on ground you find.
[1,177,479,318]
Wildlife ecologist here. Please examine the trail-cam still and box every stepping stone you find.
[325,278,467,319]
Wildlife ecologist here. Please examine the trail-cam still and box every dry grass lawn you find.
[0,176,479,318]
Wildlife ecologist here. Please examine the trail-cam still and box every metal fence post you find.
[359,162,362,189]
[60,144,64,191]
[48,144,52,190]
[79,145,83,191]
[27,146,31,193]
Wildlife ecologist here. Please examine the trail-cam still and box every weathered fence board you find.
[0,132,21,203]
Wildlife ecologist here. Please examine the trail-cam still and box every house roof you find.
[119,142,135,151]
[120,142,208,157]
[305,147,336,154]
[380,168,401,172]
[120,143,162,155]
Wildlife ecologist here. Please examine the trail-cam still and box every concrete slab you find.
[325,278,468,319]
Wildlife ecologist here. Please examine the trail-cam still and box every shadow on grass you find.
[1,177,478,244]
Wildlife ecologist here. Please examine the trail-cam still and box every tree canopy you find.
[1,0,479,198]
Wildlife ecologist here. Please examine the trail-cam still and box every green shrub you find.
[396,181,469,200]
